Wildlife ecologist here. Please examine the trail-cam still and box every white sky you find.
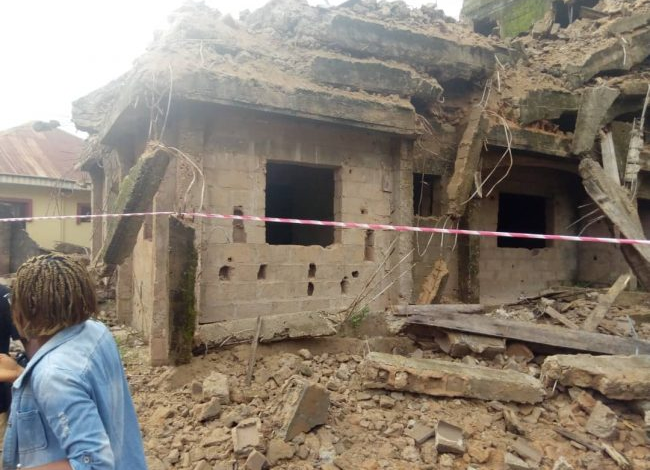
[0,1,462,135]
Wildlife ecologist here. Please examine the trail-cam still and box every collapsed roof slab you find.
[310,55,443,102]
[317,14,498,82]
[519,89,580,126]
[562,26,650,89]
[488,124,573,158]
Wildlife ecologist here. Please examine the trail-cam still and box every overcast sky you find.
[0,1,461,135]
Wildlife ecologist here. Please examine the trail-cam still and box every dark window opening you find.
[219,266,232,281]
[497,193,549,249]
[0,199,32,230]
[308,263,316,278]
[414,173,441,217]
[265,162,335,246]
[233,206,246,243]
[551,111,578,133]
[77,203,92,224]
[473,18,498,37]
[410,97,429,115]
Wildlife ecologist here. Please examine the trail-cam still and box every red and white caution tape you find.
[1,211,649,246]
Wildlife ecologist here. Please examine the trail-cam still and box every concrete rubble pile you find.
[73,0,650,468]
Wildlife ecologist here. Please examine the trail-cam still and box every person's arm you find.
[0,353,23,382]
[32,367,115,470]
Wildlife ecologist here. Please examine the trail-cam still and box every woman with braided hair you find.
[1,254,146,470]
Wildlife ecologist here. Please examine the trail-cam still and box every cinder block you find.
[271,300,303,315]
[236,301,273,319]
[300,298,332,312]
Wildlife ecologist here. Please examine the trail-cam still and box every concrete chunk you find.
[101,146,171,267]
[203,372,231,404]
[572,86,620,155]
[435,421,465,455]
[360,352,545,404]
[245,450,269,470]
[405,422,435,445]
[505,452,533,470]
[585,401,618,439]
[275,377,329,441]
[436,331,506,358]
[541,354,650,400]
[511,437,543,467]
[552,457,574,470]
[232,418,262,456]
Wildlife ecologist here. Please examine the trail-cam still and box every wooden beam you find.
[542,306,580,330]
[580,158,650,289]
[394,304,485,316]
[583,273,632,331]
[417,259,449,304]
[405,312,650,355]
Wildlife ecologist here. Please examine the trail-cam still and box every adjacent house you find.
[0,122,92,250]
[73,0,650,364]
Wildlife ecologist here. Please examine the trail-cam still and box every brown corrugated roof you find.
[0,122,87,183]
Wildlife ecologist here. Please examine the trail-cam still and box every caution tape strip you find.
[0,211,648,246]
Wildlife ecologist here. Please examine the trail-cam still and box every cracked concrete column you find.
[390,138,414,304]
[572,86,620,155]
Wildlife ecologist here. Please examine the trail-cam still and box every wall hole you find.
[233,206,247,243]
[307,282,314,296]
[257,264,267,280]
[308,263,317,278]
[341,277,349,295]
[227,257,233,262]
[219,266,232,281]
[361,208,368,215]
[352,271,359,278]
[364,230,375,261]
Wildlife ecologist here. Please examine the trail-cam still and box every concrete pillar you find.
[89,166,105,259]
[390,138,414,304]
[459,199,481,303]
[116,257,134,325]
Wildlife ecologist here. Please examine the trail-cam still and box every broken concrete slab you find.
[360,352,545,404]
[195,311,336,351]
[488,124,573,158]
[446,107,489,219]
[404,422,435,445]
[320,14,496,82]
[407,311,650,355]
[435,421,465,455]
[233,418,262,456]
[585,401,618,439]
[274,377,329,441]
[310,55,443,102]
[435,331,506,358]
[541,354,650,400]
[580,158,650,289]
[462,0,554,38]
[519,89,579,126]
[504,452,533,470]
[394,304,484,316]
[194,398,221,423]
[100,145,171,268]
[572,86,620,155]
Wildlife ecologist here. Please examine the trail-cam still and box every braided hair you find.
[12,254,97,339]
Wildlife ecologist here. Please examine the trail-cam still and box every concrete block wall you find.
[478,166,580,304]
[180,105,404,324]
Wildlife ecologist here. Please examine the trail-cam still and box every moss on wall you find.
[462,0,554,38]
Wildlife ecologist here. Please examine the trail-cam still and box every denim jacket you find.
[2,320,147,469]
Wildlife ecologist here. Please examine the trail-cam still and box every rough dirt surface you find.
[102,290,650,470]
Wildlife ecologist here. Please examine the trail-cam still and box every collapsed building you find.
[73,0,650,365]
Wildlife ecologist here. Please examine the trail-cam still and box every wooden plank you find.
[405,312,650,355]
[543,306,579,330]
[580,158,650,289]
[417,259,449,304]
[395,304,485,317]
[554,427,602,452]
[583,273,632,331]
[600,129,620,185]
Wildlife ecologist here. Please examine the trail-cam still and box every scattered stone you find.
[195,398,221,422]
[245,450,269,470]
[361,352,545,404]
[585,402,618,439]
[411,348,424,359]
[436,331,506,358]
[505,452,533,470]
[203,371,231,404]
[511,437,543,467]
[273,377,330,441]
[506,343,535,363]
[435,421,465,455]
[193,460,212,470]
[267,439,295,465]
[379,395,396,409]
[151,406,174,424]
[542,354,650,400]
[233,418,262,456]
[503,408,527,435]
[297,349,312,360]
[191,381,203,401]
[552,457,574,470]
[401,445,419,462]
[405,422,435,445]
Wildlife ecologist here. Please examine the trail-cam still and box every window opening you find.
[497,193,549,249]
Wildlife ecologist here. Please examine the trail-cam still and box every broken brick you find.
[274,377,329,441]
[233,418,262,456]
